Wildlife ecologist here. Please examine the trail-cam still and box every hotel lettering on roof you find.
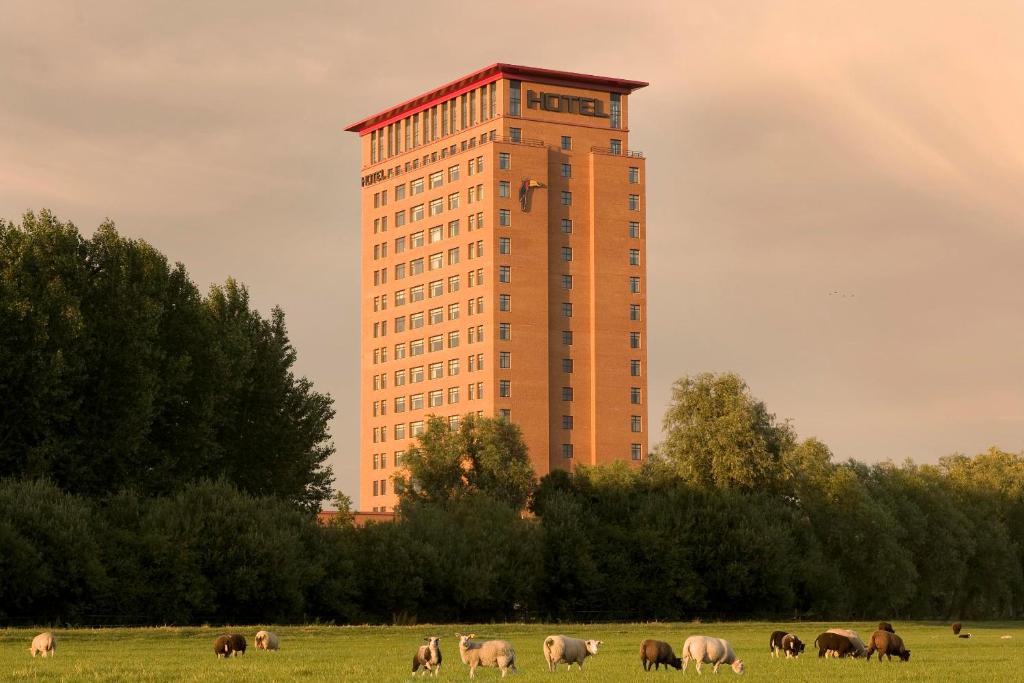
[346,64,648,511]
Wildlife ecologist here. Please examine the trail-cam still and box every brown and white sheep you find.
[456,633,516,678]
[865,630,910,662]
[543,635,601,672]
[412,636,442,677]
[30,632,57,658]
[255,630,279,651]
[682,635,745,674]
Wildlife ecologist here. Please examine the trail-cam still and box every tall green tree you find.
[656,372,796,491]
[397,414,535,509]
[0,211,334,510]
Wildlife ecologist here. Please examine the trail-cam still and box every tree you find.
[397,414,535,509]
[656,372,796,492]
[0,211,334,510]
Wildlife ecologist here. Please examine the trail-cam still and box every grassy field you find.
[1,621,1019,681]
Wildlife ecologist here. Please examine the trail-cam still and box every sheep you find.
[952,622,962,635]
[543,635,601,672]
[255,630,279,651]
[826,628,866,657]
[682,635,745,674]
[815,632,856,658]
[640,639,682,670]
[213,635,232,658]
[768,631,804,658]
[30,632,57,658]
[456,633,516,678]
[865,629,910,662]
[412,636,443,677]
[220,634,247,656]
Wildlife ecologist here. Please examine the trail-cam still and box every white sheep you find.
[542,635,602,672]
[456,633,517,678]
[30,632,57,658]
[254,630,279,651]
[412,636,443,677]
[682,635,744,674]
[826,628,867,657]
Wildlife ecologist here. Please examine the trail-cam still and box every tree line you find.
[2,211,1022,625]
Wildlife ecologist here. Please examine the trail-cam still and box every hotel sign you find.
[526,90,609,118]
[361,169,388,187]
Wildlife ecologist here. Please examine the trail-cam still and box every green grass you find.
[1,621,1019,681]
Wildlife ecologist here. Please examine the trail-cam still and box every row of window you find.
[560,443,644,460]
[369,83,497,164]
[372,262,485,290]
[371,353,486,392]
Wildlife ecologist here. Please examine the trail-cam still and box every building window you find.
[629,194,640,211]
[561,247,572,262]
[499,294,511,312]
[448,165,460,182]
[394,316,406,333]
[631,360,641,376]
[562,358,573,373]
[411,420,424,437]
[629,249,641,266]
[429,280,443,297]
[561,218,572,234]
[561,443,574,459]
[499,265,511,283]
[395,343,406,360]
[562,303,572,318]
[448,302,460,320]
[561,163,571,178]
[411,204,424,221]
[561,275,572,290]
[509,80,521,116]
[428,308,443,325]
[448,275,459,292]
[499,322,511,340]
[630,386,642,404]
[448,330,460,348]
[448,193,460,211]
[429,252,443,270]
[395,396,406,412]
[448,247,459,265]
[499,379,511,398]
[561,135,572,150]
[410,178,424,195]
[631,415,642,432]
[630,277,641,294]
[630,304,641,321]
[429,198,443,216]
[448,220,460,238]
[561,386,573,401]
[499,351,511,369]
[411,231,425,248]
[610,93,621,129]
[410,366,424,383]
[499,152,511,170]
[499,180,510,198]
[631,443,642,461]
[372,480,379,496]
[410,339,424,356]
[610,139,622,154]
[429,390,443,407]
[395,236,406,254]
[629,221,640,238]
[628,166,639,183]
[562,415,574,430]
[509,127,522,142]
[393,423,405,441]
[499,209,511,227]
[630,332,641,348]
[411,393,424,410]
[448,386,460,404]
[429,170,443,189]
[395,210,407,227]
[562,330,573,345]
[498,237,510,255]
[560,191,572,206]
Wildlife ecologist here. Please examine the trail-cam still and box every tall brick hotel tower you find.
[346,64,648,511]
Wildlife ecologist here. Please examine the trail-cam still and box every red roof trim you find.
[344,63,648,136]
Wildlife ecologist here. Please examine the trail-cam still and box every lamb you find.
[543,635,601,672]
[640,639,683,670]
[682,635,745,674]
[456,633,516,678]
[826,628,866,657]
[865,629,910,662]
[814,632,855,658]
[412,636,443,677]
[30,632,57,658]
[255,630,279,651]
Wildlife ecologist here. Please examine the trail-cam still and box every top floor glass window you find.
[610,93,621,129]
[509,80,521,117]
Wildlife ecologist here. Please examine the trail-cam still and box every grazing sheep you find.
[456,633,516,678]
[412,636,443,677]
[213,635,232,658]
[29,632,57,658]
[768,631,804,658]
[227,634,247,656]
[255,630,279,651]
[865,630,910,662]
[826,629,867,657]
[878,622,895,634]
[959,633,972,639]
[814,632,856,658]
[952,622,962,635]
[543,635,602,672]
[640,639,682,670]
[682,635,745,675]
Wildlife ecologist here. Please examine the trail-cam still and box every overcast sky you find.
[3,1,1022,505]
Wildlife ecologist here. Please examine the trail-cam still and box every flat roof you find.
[344,63,648,135]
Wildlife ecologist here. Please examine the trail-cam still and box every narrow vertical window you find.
[509,80,521,116]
